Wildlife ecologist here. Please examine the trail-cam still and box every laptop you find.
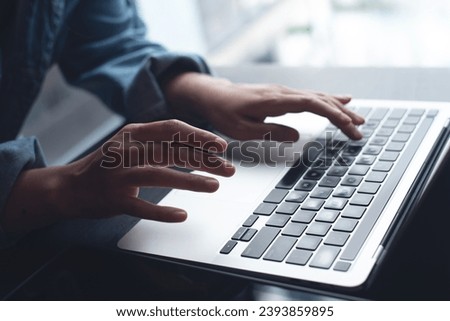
[118,99,450,290]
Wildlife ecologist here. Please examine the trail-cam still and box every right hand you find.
[2,120,235,233]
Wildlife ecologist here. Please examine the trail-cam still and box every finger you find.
[255,94,353,126]
[165,143,236,177]
[262,95,363,140]
[329,95,365,125]
[126,120,228,153]
[144,142,235,177]
[120,166,223,192]
[120,196,188,222]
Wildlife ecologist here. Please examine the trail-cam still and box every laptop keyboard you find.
[220,106,438,272]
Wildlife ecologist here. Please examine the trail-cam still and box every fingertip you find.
[171,210,188,222]
[214,137,228,152]
[339,113,353,126]
[355,115,365,125]
[335,94,352,103]
[223,161,237,177]
[206,177,220,192]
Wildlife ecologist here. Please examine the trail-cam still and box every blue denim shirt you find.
[0,0,210,244]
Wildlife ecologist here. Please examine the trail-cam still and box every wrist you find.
[164,72,232,125]
[1,166,69,234]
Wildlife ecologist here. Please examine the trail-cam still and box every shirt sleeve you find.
[57,0,210,125]
[0,137,46,247]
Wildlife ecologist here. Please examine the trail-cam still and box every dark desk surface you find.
[2,66,450,300]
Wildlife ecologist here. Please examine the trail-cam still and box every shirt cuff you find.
[0,137,46,248]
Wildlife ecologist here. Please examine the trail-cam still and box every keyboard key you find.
[312,157,333,169]
[327,166,348,177]
[350,193,374,206]
[285,191,308,203]
[370,108,388,120]
[241,228,258,242]
[333,186,356,198]
[310,187,333,199]
[348,138,368,147]
[319,176,341,188]
[292,210,316,223]
[232,227,249,240]
[264,189,288,204]
[370,137,388,146]
[333,218,358,232]
[398,124,415,133]
[408,108,424,116]
[254,203,277,216]
[336,155,355,166]
[376,127,394,137]
[296,235,322,250]
[309,246,341,269]
[341,205,366,219]
[354,107,372,117]
[324,231,350,247]
[242,215,259,227]
[276,202,300,215]
[361,120,380,129]
[366,171,388,183]
[383,119,399,128]
[349,165,370,176]
[386,142,405,152]
[356,155,376,165]
[343,145,362,156]
[341,175,363,187]
[266,214,291,227]
[392,133,410,142]
[282,222,307,237]
[304,169,326,180]
[306,222,332,236]
[301,199,325,211]
[324,198,348,210]
[334,261,352,272]
[427,109,438,117]
[403,116,421,125]
[358,182,381,194]
[363,145,382,155]
[315,209,340,223]
[295,180,317,191]
[389,108,406,119]
[286,249,313,266]
[220,240,237,254]
[379,151,400,162]
[372,161,393,172]
[241,226,280,259]
[263,236,297,262]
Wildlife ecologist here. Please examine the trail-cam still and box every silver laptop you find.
[118,99,450,289]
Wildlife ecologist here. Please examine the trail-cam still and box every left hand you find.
[164,72,364,142]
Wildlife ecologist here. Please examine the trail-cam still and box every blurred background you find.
[22,0,450,165]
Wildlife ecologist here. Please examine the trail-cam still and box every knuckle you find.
[122,123,141,133]
[163,119,184,133]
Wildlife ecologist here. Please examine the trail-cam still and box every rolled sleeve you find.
[0,137,46,247]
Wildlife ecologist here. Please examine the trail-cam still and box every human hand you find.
[1,120,235,234]
[165,73,364,142]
